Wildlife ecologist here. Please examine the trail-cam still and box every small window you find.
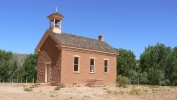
[104,60,108,73]
[74,57,79,72]
[90,59,95,72]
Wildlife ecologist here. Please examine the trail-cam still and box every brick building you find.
[35,10,118,85]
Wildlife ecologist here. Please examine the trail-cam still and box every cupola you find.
[47,7,64,34]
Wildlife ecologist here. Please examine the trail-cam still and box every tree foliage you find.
[116,48,137,78]
[116,43,177,86]
[0,49,37,82]
[0,49,13,81]
[17,53,37,82]
[139,43,175,85]
[169,47,177,85]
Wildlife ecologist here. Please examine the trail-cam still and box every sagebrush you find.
[116,75,129,88]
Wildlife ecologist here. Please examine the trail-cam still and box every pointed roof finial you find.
[56,7,58,12]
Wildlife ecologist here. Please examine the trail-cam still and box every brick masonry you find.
[37,35,117,85]
[61,49,117,84]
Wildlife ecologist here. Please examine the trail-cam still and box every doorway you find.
[45,62,51,82]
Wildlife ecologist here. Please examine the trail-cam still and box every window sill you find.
[89,72,95,74]
[104,72,109,75]
[73,71,80,74]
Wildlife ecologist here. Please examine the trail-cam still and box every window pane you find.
[74,57,78,64]
[104,66,107,72]
[104,60,108,66]
[74,65,78,71]
[90,59,94,65]
[90,65,94,72]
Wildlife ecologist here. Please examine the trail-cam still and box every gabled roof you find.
[48,30,117,53]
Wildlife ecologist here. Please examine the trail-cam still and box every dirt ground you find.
[0,83,177,100]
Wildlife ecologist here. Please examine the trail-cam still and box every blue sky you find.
[0,0,176,59]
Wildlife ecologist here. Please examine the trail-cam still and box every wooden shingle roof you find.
[49,30,117,53]
[48,12,64,18]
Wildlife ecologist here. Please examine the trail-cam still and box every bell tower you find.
[47,7,64,34]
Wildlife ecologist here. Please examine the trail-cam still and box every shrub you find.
[116,75,129,88]
[59,83,65,88]
[54,83,65,91]
[55,86,60,90]
[24,88,32,92]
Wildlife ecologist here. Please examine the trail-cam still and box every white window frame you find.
[73,55,80,73]
[104,58,109,73]
[90,57,95,73]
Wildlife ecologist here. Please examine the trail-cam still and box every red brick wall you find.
[37,36,61,83]
[61,49,117,84]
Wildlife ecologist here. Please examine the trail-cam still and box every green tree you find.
[116,48,136,78]
[139,43,172,85]
[169,47,177,85]
[0,49,13,81]
[17,53,37,82]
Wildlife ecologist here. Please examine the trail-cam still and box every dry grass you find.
[0,83,177,100]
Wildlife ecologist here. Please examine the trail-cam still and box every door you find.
[45,62,51,82]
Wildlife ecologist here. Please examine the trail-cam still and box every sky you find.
[0,0,176,59]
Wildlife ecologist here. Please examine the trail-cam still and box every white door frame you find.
[45,62,51,82]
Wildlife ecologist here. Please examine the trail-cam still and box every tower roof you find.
[47,11,64,21]
[48,12,64,18]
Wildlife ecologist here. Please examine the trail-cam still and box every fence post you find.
[26,78,27,83]
[3,78,4,83]
[138,77,139,85]
[12,78,13,83]
[21,78,22,83]
[130,78,131,84]
[33,78,34,83]
[17,78,18,83]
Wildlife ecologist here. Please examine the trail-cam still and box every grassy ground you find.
[0,83,177,100]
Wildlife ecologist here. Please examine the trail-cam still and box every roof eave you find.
[56,44,118,56]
